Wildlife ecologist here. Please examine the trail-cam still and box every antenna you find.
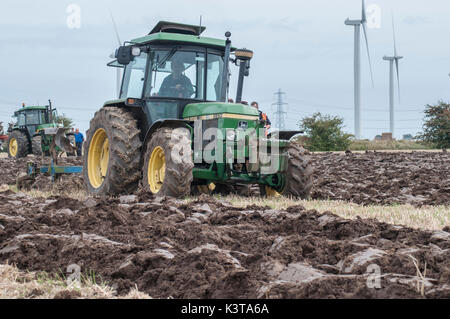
[198,15,202,38]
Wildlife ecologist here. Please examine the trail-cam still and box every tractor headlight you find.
[131,47,141,56]
[226,129,236,141]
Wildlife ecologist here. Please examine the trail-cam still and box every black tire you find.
[142,127,193,197]
[213,183,237,195]
[247,184,261,197]
[31,135,43,156]
[7,130,29,158]
[282,143,313,198]
[259,144,313,199]
[83,107,142,195]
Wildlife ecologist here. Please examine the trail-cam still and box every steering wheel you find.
[168,85,195,98]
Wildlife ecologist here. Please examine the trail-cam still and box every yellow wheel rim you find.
[148,146,166,194]
[9,138,18,157]
[87,128,109,189]
[197,183,216,194]
[265,186,281,198]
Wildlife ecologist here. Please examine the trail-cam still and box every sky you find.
[0,0,449,139]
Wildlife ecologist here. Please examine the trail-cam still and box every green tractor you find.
[7,101,76,158]
[84,21,313,198]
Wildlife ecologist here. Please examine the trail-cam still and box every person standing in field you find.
[74,128,84,157]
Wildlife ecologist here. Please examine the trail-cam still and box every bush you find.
[55,113,74,128]
[299,113,353,151]
[417,101,450,149]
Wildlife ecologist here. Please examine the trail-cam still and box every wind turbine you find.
[345,0,374,139]
[109,12,122,98]
[383,18,403,136]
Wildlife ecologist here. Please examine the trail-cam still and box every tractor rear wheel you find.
[261,143,313,199]
[142,127,193,197]
[7,131,29,158]
[83,107,142,195]
[32,135,43,156]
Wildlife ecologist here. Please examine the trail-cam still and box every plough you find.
[22,127,83,183]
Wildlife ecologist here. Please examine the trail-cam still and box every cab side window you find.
[120,52,148,99]
[17,113,26,126]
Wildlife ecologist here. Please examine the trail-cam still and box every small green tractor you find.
[84,21,313,198]
[7,101,76,158]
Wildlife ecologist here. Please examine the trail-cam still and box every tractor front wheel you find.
[142,127,193,197]
[7,131,29,158]
[83,107,142,195]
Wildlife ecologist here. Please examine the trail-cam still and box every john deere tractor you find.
[7,101,75,158]
[84,21,313,198]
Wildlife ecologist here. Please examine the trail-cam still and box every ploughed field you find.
[310,151,449,206]
[0,151,448,298]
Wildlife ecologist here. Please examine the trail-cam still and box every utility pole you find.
[272,89,288,130]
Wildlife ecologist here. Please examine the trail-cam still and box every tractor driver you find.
[159,59,194,98]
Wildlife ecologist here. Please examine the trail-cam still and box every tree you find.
[417,101,450,149]
[55,113,74,128]
[299,112,353,151]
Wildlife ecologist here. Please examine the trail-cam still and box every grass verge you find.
[0,263,151,299]
[211,195,450,231]
[348,140,434,151]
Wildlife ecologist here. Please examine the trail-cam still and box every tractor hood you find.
[183,102,259,121]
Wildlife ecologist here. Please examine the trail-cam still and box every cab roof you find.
[131,21,234,50]
[15,105,47,113]
[131,32,231,50]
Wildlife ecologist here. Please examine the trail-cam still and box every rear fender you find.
[268,130,304,141]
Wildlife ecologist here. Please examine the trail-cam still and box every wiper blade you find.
[153,48,177,71]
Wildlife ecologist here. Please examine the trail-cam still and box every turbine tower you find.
[109,12,122,98]
[345,0,374,139]
[383,18,403,136]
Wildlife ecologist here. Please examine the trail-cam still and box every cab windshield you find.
[120,47,224,102]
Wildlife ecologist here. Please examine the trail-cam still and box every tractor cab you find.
[12,106,55,138]
[107,21,257,133]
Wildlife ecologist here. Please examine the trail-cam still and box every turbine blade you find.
[109,11,122,46]
[395,58,401,103]
[361,0,367,22]
[362,22,374,87]
[392,16,398,56]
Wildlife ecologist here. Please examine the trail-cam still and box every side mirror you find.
[115,46,141,65]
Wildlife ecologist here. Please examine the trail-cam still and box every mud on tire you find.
[7,130,29,158]
[142,127,193,197]
[282,143,314,198]
[31,135,43,156]
[83,107,142,195]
